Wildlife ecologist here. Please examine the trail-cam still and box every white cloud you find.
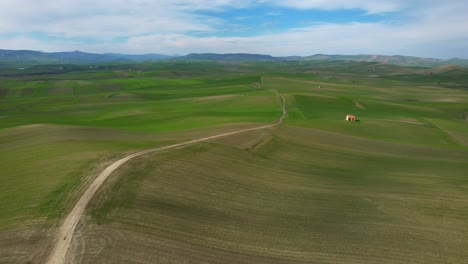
[0,36,73,52]
[0,0,227,37]
[0,0,408,36]
[0,0,467,58]
[260,0,407,13]
[118,15,468,59]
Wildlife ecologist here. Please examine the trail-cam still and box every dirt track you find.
[46,90,286,264]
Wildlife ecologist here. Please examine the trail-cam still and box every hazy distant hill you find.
[180,53,468,67]
[0,49,467,67]
[181,53,307,61]
[0,50,172,66]
[103,53,174,61]
[303,54,468,67]
[0,50,119,65]
[182,53,277,61]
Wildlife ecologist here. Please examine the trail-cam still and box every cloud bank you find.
[0,0,467,58]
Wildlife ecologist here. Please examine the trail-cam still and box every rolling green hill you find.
[1,61,467,263]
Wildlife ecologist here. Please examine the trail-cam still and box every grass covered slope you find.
[0,64,281,263]
[0,65,280,232]
[75,71,467,263]
[0,125,161,263]
[264,73,468,147]
[79,126,468,264]
[0,61,467,263]
[0,73,279,131]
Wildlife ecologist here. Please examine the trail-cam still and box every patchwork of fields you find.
[1,61,467,263]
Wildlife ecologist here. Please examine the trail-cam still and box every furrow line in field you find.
[46,89,286,264]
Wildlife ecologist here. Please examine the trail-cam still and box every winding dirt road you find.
[46,90,286,264]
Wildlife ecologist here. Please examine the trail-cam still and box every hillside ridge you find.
[1,49,467,67]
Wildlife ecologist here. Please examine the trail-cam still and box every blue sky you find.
[0,0,467,58]
[194,7,393,37]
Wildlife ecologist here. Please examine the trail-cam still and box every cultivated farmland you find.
[1,61,467,264]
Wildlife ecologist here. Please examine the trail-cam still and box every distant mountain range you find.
[0,50,173,65]
[1,49,467,67]
[182,53,468,67]
[302,54,468,67]
[180,53,305,61]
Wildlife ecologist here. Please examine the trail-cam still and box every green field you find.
[1,61,467,263]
